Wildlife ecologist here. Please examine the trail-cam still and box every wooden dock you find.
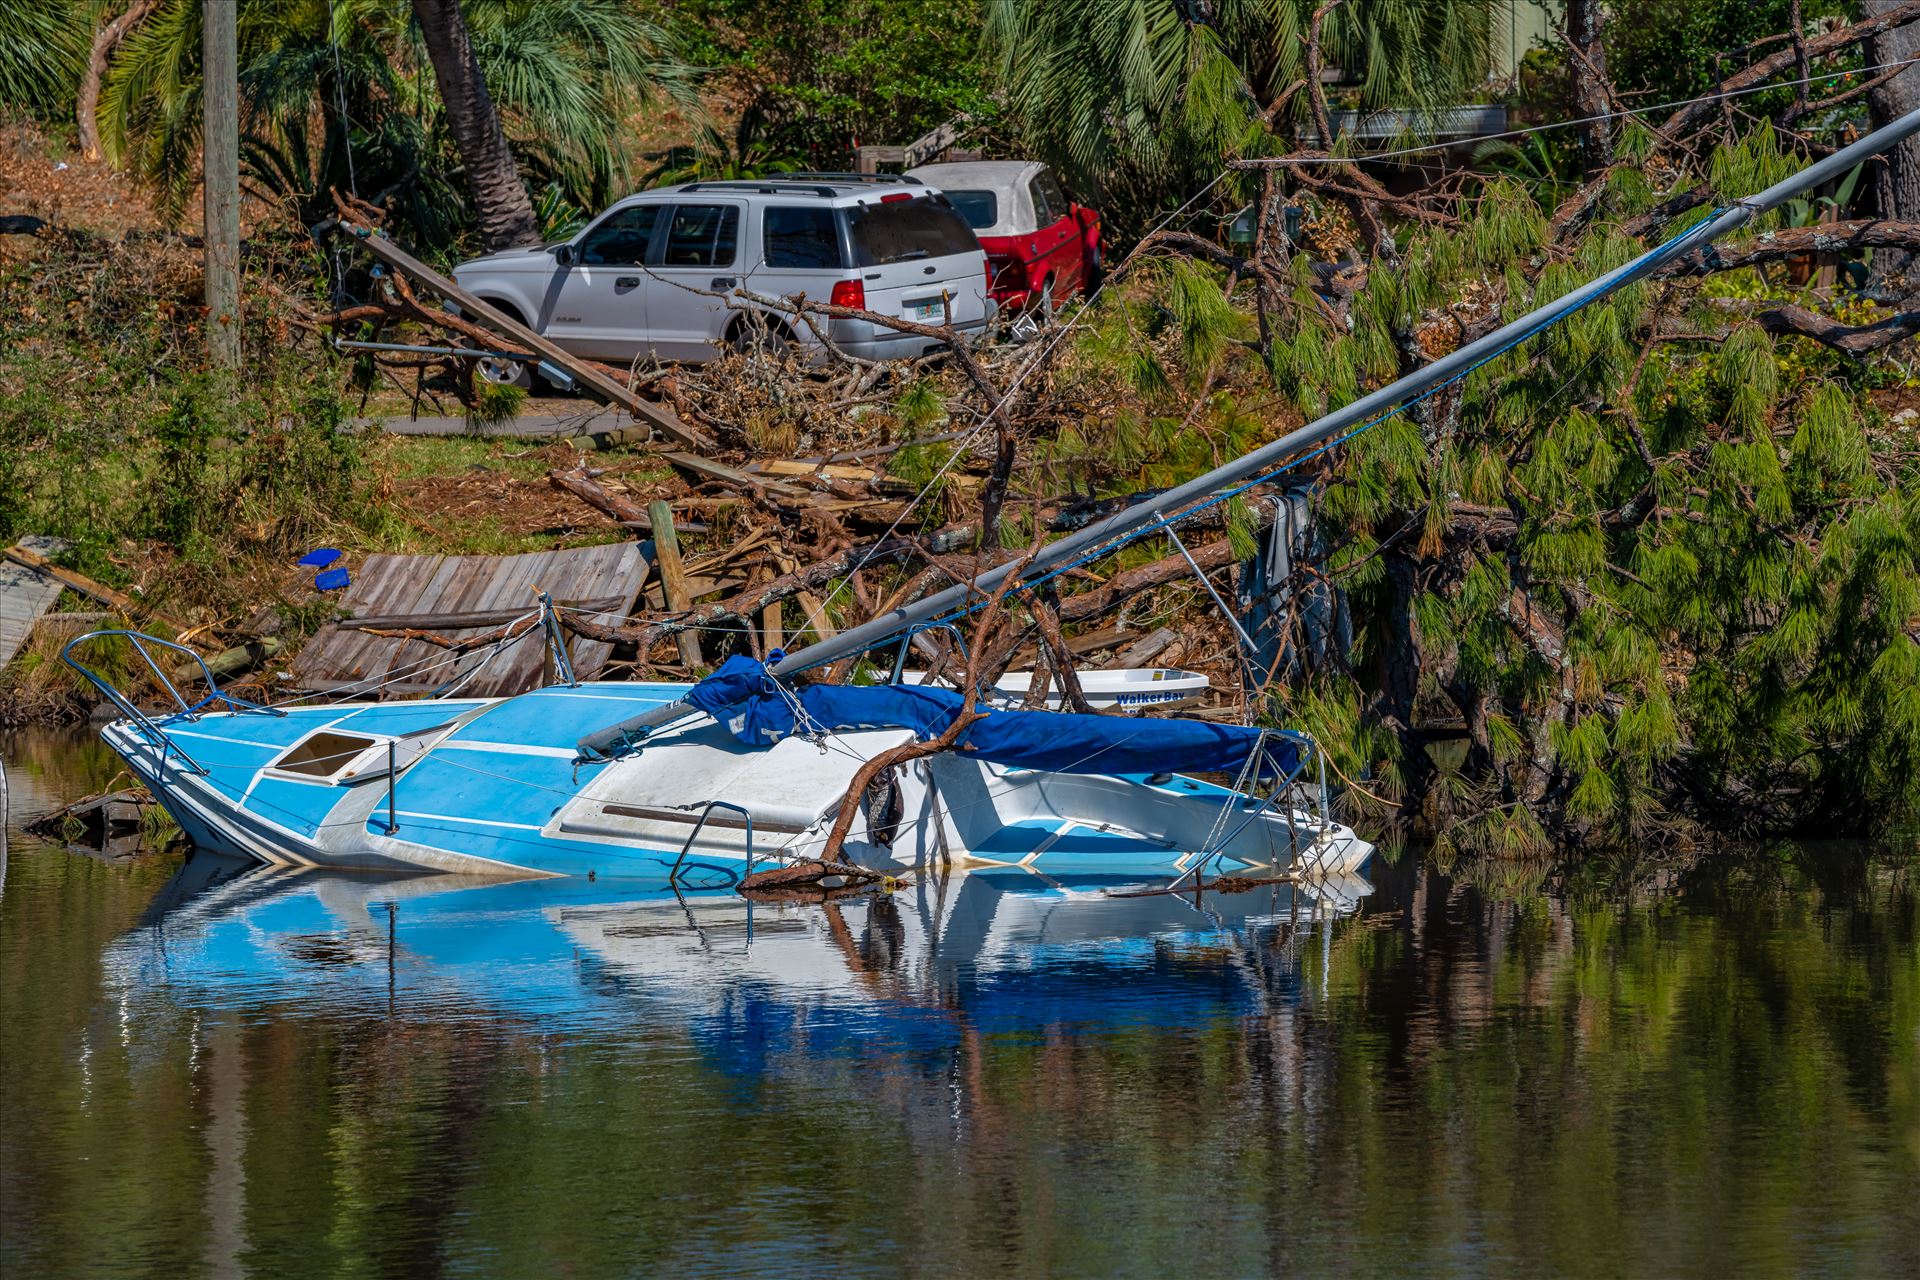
[292,543,649,698]
[0,552,66,668]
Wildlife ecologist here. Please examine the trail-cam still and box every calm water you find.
[3,729,1916,1279]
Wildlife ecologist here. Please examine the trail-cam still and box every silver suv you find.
[451,174,993,381]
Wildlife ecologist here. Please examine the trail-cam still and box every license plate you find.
[908,297,944,320]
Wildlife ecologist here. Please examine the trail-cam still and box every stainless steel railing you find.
[61,630,283,783]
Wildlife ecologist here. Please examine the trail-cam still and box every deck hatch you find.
[271,731,380,779]
[263,723,455,785]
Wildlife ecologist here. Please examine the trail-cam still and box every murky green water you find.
[3,728,1917,1278]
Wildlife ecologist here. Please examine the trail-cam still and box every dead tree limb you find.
[1662,219,1920,274]
[1756,303,1920,353]
[1303,0,1395,256]
[1030,592,1096,714]
[810,548,1036,866]
[547,467,650,525]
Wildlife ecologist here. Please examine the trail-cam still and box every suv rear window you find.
[763,206,844,269]
[945,190,998,231]
[844,197,979,266]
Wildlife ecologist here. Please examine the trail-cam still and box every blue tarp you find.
[683,655,1302,779]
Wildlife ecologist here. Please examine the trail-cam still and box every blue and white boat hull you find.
[99,678,1372,883]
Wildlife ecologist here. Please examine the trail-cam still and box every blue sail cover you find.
[684,655,1302,779]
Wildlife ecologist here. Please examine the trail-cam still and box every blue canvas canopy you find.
[680,655,1303,779]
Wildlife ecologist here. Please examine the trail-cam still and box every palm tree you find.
[412,0,536,248]
[91,0,697,251]
[983,0,1496,220]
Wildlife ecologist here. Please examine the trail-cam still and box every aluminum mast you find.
[578,108,1920,760]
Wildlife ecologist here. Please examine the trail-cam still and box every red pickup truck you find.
[907,160,1102,317]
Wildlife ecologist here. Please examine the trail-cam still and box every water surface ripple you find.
[3,730,1915,1278]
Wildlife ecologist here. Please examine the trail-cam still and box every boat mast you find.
[576,108,1920,758]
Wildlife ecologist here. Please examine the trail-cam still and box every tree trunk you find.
[78,0,157,162]
[1566,0,1612,177]
[1369,553,1433,823]
[410,0,539,251]
[1866,0,1920,294]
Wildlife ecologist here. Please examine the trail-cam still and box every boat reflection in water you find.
[103,852,1372,1046]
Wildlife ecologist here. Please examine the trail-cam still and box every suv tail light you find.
[830,279,865,309]
[880,192,912,204]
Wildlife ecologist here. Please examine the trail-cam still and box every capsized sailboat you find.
[69,638,1367,880]
[69,108,1920,884]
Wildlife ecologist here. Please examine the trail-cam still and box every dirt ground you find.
[383,444,652,542]
[0,123,176,238]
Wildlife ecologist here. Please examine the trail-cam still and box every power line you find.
[1234,56,1920,168]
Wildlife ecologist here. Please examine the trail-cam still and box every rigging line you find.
[919,208,1725,629]
[329,16,358,196]
[809,167,1237,621]
[264,611,541,709]
[1236,55,1920,168]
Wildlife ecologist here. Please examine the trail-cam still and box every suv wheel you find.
[729,315,792,360]
[474,302,534,388]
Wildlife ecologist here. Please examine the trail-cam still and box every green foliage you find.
[93,0,699,246]
[1,232,374,611]
[1606,0,1855,112]
[1158,259,1245,377]
[983,0,1495,236]
[469,379,527,430]
[1049,121,1920,848]
[679,0,993,170]
[893,380,947,435]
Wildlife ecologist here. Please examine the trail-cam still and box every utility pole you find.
[202,0,240,371]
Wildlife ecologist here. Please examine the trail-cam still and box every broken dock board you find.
[337,219,710,452]
[291,544,649,698]
[0,556,65,668]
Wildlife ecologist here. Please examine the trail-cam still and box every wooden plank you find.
[650,502,702,669]
[4,545,140,617]
[662,451,808,501]
[1110,626,1179,669]
[756,566,783,656]
[338,220,710,451]
[1009,624,1135,668]
[292,544,650,697]
[0,559,65,668]
[441,550,542,693]
[905,118,966,167]
[749,460,880,482]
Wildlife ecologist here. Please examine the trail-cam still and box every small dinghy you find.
[897,666,1211,713]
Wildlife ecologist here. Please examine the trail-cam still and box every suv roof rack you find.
[675,180,841,197]
[782,172,925,186]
